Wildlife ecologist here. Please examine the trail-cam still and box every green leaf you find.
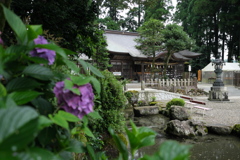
[31,97,53,116]
[88,63,104,78]
[63,59,80,73]
[108,128,128,160]
[49,114,69,130]
[0,96,17,109]
[65,139,84,153]
[35,44,67,58]
[86,144,97,160]
[87,111,102,119]
[26,56,49,65]
[9,90,41,105]
[83,127,95,139]
[27,25,43,41]
[0,83,6,97]
[21,147,58,160]
[23,64,54,80]
[70,75,91,86]
[158,140,192,160]
[58,110,80,122]
[89,76,101,95]
[64,79,80,95]
[0,107,39,151]
[78,59,89,74]
[0,151,19,160]
[1,5,27,43]
[38,116,53,130]
[6,77,41,93]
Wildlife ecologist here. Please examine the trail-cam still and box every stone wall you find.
[138,90,181,102]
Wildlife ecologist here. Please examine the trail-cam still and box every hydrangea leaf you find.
[0,107,39,151]
[83,126,95,139]
[70,75,91,86]
[1,5,27,43]
[6,77,41,93]
[0,83,6,97]
[78,59,89,75]
[63,59,80,73]
[18,147,58,160]
[23,64,54,81]
[88,63,104,78]
[89,76,101,95]
[0,96,17,109]
[64,79,80,95]
[27,25,43,41]
[49,114,69,130]
[9,90,42,105]
[65,139,84,153]
[38,116,53,130]
[87,111,102,120]
[58,111,80,122]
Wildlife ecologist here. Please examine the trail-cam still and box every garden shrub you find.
[232,124,240,136]
[98,70,127,110]
[166,98,185,110]
[88,70,127,151]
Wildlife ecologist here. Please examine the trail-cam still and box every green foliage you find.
[166,98,185,110]
[135,19,164,60]
[140,140,192,160]
[109,121,192,160]
[0,6,103,159]
[232,124,240,136]
[162,23,195,76]
[151,96,156,102]
[149,101,157,106]
[144,0,174,22]
[138,100,147,106]
[98,70,127,110]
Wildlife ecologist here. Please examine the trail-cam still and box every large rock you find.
[169,105,190,121]
[207,124,232,135]
[165,120,208,137]
[134,114,170,131]
[134,106,159,117]
[124,108,134,120]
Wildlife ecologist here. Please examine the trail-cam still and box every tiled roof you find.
[104,30,201,61]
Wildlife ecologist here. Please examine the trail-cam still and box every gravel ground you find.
[189,96,240,126]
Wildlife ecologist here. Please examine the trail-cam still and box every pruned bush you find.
[166,98,185,110]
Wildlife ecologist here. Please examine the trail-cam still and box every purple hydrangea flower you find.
[30,36,56,65]
[53,81,94,119]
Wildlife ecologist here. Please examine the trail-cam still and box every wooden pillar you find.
[141,62,144,82]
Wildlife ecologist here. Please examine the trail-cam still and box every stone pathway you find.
[189,96,240,126]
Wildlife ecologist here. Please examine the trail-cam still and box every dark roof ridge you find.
[105,29,139,36]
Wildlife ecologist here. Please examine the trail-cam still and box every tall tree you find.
[162,24,194,77]
[5,0,99,57]
[135,19,164,76]
[144,0,173,22]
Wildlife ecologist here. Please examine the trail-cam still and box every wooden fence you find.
[141,78,198,91]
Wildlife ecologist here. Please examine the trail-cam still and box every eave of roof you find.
[104,30,202,61]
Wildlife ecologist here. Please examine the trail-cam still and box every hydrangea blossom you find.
[53,81,94,119]
[30,36,56,65]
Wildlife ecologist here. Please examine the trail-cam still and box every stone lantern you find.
[208,53,229,101]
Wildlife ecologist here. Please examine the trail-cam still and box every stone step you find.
[134,106,159,117]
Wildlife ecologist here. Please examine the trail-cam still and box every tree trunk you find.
[163,51,172,79]
[221,31,225,60]
[0,0,12,32]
